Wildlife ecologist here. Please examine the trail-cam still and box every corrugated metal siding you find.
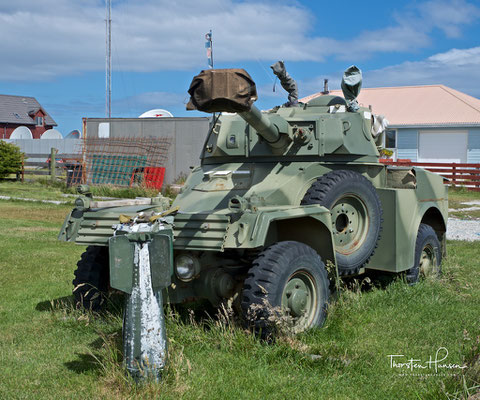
[397,129,418,148]
[468,128,480,163]
[397,149,417,161]
[85,118,208,184]
[5,139,81,160]
[396,129,417,161]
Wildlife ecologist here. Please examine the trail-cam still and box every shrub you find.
[379,148,394,158]
[0,141,23,178]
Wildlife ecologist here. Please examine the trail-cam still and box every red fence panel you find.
[144,167,166,190]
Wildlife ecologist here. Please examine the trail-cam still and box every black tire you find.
[241,241,330,336]
[73,246,110,311]
[301,170,382,276]
[406,223,441,284]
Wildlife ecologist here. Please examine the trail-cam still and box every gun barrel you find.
[239,105,279,143]
[186,68,284,146]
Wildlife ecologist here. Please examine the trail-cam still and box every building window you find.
[385,129,396,148]
[36,116,44,126]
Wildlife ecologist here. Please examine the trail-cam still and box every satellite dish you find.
[65,129,81,139]
[138,109,173,118]
[41,129,63,139]
[10,126,33,139]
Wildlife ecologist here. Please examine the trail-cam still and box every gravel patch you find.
[461,200,480,206]
[0,195,69,205]
[448,206,480,212]
[60,194,118,199]
[447,218,480,241]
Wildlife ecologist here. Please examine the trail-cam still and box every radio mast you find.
[105,0,112,118]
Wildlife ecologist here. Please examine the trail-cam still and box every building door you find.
[418,130,467,163]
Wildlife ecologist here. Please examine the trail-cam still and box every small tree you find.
[0,141,23,179]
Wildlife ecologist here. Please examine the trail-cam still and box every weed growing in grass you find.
[173,172,188,185]
[441,330,480,399]
[89,184,161,199]
[38,177,162,199]
[161,184,180,200]
[457,331,480,399]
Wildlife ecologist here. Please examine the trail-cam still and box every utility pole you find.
[105,0,112,118]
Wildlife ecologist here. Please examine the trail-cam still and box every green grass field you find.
[0,180,162,203]
[448,187,480,219]
[0,185,479,399]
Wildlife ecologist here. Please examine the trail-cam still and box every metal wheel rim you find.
[330,194,369,255]
[420,244,438,278]
[281,270,318,332]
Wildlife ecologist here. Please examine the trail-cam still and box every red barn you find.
[0,94,57,139]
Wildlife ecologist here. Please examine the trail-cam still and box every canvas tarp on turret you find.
[341,66,362,112]
[270,61,298,105]
[186,69,257,113]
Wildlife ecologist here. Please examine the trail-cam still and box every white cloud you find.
[364,46,480,95]
[0,0,478,81]
[418,0,480,38]
[302,46,480,99]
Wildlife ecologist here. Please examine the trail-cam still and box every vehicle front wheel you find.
[241,241,330,336]
[72,246,110,311]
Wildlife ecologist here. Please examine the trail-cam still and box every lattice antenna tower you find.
[105,0,112,118]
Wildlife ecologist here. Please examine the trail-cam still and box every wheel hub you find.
[281,271,317,330]
[284,278,308,317]
[330,195,369,255]
[420,245,438,277]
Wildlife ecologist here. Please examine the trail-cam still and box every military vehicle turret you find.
[59,63,447,335]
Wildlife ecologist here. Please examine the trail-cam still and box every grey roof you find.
[0,94,57,126]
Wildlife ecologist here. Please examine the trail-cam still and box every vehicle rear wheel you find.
[301,170,382,276]
[73,246,110,311]
[406,223,441,284]
[241,241,330,337]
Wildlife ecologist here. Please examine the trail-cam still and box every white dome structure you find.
[65,129,81,139]
[138,109,173,118]
[41,129,63,139]
[10,126,33,139]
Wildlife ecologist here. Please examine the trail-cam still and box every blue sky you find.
[1,0,480,134]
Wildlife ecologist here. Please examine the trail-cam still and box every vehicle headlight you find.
[175,254,200,281]
[75,197,84,207]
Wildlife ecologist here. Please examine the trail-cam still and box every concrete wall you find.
[84,117,209,184]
